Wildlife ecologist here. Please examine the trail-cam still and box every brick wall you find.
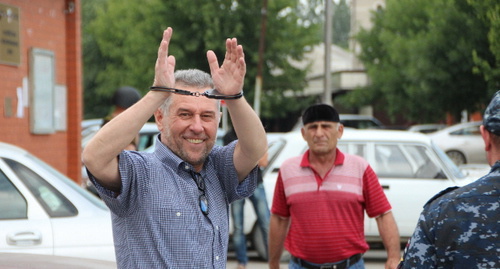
[0,0,82,184]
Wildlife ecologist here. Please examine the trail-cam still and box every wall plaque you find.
[0,3,20,66]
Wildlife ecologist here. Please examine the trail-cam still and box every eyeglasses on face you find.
[190,171,209,215]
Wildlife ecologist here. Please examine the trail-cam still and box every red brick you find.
[0,0,82,184]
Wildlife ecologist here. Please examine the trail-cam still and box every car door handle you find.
[382,185,390,190]
[7,231,42,246]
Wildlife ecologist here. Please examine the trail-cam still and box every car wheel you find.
[252,225,290,262]
[446,150,466,166]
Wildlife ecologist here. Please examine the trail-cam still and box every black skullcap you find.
[112,86,141,109]
[302,104,340,126]
[483,91,500,136]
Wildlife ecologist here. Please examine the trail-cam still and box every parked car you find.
[81,118,104,139]
[407,123,447,134]
[0,142,115,261]
[0,253,116,269]
[239,129,484,259]
[82,121,161,195]
[82,119,160,151]
[292,114,384,131]
[339,114,384,129]
[427,121,486,165]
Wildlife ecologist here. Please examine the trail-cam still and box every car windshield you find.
[25,153,108,211]
[431,141,466,179]
[262,138,287,175]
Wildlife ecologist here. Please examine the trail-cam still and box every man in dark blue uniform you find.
[398,91,500,269]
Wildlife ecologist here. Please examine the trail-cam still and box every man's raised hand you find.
[207,38,246,96]
[153,27,176,88]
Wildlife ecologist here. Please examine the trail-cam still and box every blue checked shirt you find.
[88,136,258,268]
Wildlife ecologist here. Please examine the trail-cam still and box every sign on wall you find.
[30,48,55,134]
[0,3,20,66]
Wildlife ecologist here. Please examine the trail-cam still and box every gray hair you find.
[159,69,220,114]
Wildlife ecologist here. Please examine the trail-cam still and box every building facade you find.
[0,0,82,183]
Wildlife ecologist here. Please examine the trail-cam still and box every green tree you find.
[332,0,350,48]
[82,0,321,124]
[341,0,497,123]
[467,0,500,93]
[82,0,110,118]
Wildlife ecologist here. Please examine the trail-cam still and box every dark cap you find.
[112,86,141,109]
[483,91,500,136]
[302,104,340,126]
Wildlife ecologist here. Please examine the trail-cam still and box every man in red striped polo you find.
[268,104,401,269]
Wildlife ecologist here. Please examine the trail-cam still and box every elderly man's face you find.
[301,121,343,156]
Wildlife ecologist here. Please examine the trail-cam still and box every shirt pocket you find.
[154,207,209,248]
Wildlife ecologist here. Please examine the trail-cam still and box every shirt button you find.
[215,256,219,261]
[185,165,189,170]
[216,226,219,230]
[176,212,181,216]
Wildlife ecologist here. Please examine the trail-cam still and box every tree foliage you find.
[332,0,350,48]
[341,0,498,123]
[82,0,109,118]
[82,0,322,122]
[467,0,500,91]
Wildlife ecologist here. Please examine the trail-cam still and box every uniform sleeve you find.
[363,165,392,218]
[270,171,290,217]
[399,209,437,268]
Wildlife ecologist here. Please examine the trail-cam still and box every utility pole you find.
[323,0,333,105]
[253,0,268,117]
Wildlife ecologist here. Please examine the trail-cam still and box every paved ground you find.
[226,250,389,269]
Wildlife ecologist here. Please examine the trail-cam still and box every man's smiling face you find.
[156,86,220,170]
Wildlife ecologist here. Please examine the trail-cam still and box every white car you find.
[407,123,447,134]
[338,114,384,129]
[0,142,115,261]
[292,114,384,131]
[82,119,160,151]
[0,253,116,268]
[427,121,486,165]
[241,129,486,258]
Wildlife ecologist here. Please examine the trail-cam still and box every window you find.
[338,143,365,157]
[404,145,446,179]
[450,125,480,136]
[339,142,447,179]
[138,132,157,151]
[374,144,413,178]
[0,170,27,219]
[3,158,77,218]
[264,138,287,174]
